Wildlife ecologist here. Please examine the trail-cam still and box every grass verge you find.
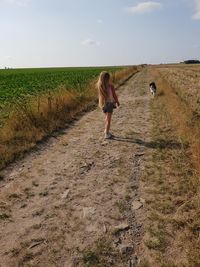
[141,67,200,267]
[83,238,113,267]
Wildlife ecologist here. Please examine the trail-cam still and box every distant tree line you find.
[184,59,200,64]
[4,67,13,69]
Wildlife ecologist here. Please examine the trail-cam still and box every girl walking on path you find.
[97,71,120,139]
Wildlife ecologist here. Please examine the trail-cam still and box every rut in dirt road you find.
[0,69,152,267]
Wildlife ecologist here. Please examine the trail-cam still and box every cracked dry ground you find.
[0,69,153,267]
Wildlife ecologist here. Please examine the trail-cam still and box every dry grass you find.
[141,66,200,267]
[113,66,140,85]
[155,66,200,166]
[0,67,138,170]
[0,88,89,169]
[82,238,113,267]
[153,66,200,173]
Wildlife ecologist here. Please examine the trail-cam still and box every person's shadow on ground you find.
[112,136,188,150]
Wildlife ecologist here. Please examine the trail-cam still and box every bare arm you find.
[111,85,120,106]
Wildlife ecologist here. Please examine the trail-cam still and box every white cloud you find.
[97,19,103,24]
[127,1,162,14]
[192,0,200,20]
[81,39,100,46]
[1,0,31,7]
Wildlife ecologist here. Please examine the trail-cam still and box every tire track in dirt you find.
[0,69,152,267]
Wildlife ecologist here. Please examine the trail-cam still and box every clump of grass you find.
[83,250,99,267]
[138,259,151,267]
[83,238,113,267]
[159,200,174,214]
[0,212,10,220]
[39,189,49,197]
[24,187,35,198]
[20,251,34,263]
[125,194,132,201]
[32,208,44,217]
[10,247,20,257]
[114,199,128,213]
[146,228,168,252]
[9,193,21,199]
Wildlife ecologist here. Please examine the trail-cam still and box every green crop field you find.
[0,66,123,126]
[0,66,121,104]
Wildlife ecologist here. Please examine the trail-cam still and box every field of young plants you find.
[0,66,121,104]
[0,66,124,127]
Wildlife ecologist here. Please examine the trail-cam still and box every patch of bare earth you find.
[0,69,153,267]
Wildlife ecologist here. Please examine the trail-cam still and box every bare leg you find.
[105,113,112,134]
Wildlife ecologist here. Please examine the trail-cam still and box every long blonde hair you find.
[97,71,110,108]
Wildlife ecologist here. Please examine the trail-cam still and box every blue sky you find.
[0,0,200,68]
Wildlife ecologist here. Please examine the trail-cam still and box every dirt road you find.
[0,69,152,267]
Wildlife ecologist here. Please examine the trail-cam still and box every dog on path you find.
[149,82,157,97]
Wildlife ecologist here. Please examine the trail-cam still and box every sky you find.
[0,0,200,68]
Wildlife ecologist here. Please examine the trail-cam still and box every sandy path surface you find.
[0,69,152,267]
